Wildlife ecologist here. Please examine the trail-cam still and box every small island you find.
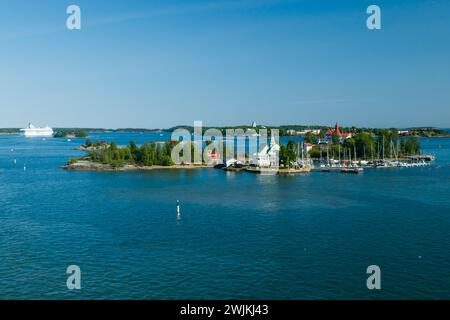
[62,123,439,173]
[0,128,20,135]
[53,129,88,138]
[63,140,212,171]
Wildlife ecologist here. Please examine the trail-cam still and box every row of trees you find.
[279,144,297,167]
[308,131,422,160]
[88,141,177,166]
[54,129,88,138]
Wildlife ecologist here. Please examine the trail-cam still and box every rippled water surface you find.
[0,133,449,299]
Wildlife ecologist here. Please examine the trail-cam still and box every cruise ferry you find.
[20,123,54,137]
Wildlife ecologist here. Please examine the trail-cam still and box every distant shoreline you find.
[1,126,450,138]
[2,131,450,138]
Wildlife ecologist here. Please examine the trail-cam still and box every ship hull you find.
[21,130,54,137]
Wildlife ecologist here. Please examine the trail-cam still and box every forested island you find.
[53,129,88,138]
[64,140,205,171]
[65,130,424,170]
[0,129,19,135]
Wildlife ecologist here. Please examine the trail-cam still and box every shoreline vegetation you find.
[53,129,88,138]
[64,140,184,171]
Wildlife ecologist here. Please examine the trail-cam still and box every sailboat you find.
[341,145,363,174]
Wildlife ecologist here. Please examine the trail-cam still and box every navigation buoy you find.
[13,159,16,164]
[23,165,26,171]
[177,200,181,220]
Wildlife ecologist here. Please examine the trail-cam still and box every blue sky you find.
[1,0,449,128]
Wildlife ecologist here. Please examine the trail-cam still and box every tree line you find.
[88,141,177,166]
[308,130,422,160]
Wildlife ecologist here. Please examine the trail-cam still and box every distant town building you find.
[286,129,297,135]
[207,149,220,163]
[303,142,314,152]
[287,129,321,136]
[327,123,352,140]
[318,138,332,144]
[300,129,321,135]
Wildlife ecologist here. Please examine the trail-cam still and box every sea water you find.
[0,133,449,299]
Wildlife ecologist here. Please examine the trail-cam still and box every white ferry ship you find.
[20,123,54,137]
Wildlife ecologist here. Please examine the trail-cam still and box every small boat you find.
[341,167,364,174]
[223,165,245,172]
[245,166,278,175]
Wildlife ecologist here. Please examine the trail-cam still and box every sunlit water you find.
[0,132,449,299]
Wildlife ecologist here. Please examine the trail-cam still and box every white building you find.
[286,129,297,136]
[299,129,321,135]
[252,135,280,168]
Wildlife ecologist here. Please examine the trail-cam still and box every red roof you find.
[328,123,349,138]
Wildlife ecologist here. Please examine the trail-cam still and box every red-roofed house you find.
[304,142,314,152]
[327,123,352,139]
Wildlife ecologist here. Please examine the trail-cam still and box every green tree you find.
[279,144,296,167]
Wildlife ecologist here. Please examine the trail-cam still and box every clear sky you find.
[1,0,449,129]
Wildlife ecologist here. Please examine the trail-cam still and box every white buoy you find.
[176,200,181,220]
[23,165,26,171]
[13,159,17,164]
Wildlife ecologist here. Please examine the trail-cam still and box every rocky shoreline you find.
[61,160,213,171]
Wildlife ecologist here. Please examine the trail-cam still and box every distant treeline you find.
[166,125,450,137]
[1,125,448,137]
[0,129,19,134]
[53,128,166,133]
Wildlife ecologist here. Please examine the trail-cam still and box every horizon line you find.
[1,124,449,131]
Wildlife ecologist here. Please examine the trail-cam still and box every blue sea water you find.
[0,133,449,299]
